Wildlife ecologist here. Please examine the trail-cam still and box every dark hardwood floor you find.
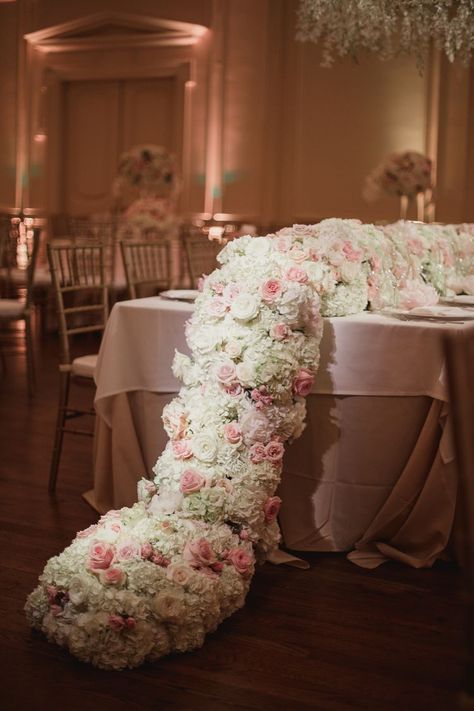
[0,318,468,711]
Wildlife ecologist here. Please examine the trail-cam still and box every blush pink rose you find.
[183,538,216,568]
[87,541,115,571]
[270,322,291,341]
[77,524,98,539]
[212,281,225,295]
[100,567,125,586]
[292,368,314,397]
[151,552,170,567]
[342,241,362,262]
[249,442,267,464]
[240,410,272,444]
[289,245,309,263]
[227,548,253,575]
[265,441,285,463]
[261,278,283,302]
[263,496,282,521]
[275,235,292,252]
[208,297,227,318]
[286,266,308,283]
[251,386,273,408]
[172,439,193,459]
[216,362,237,384]
[116,539,142,561]
[223,422,242,445]
[180,468,205,493]
[224,382,243,397]
[224,283,240,301]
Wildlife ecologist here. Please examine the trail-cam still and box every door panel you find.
[62,77,177,215]
[63,81,120,215]
[121,77,177,152]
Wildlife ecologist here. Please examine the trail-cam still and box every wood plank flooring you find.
[0,321,468,711]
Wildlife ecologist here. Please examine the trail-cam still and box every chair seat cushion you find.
[71,354,98,378]
[0,299,25,318]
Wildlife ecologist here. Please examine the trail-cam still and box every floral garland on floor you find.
[25,232,323,670]
[25,219,474,669]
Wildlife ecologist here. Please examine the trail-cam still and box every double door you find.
[62,77,177,215]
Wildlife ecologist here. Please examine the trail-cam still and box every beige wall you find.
[0,3,19,210]
[0,0,473,224]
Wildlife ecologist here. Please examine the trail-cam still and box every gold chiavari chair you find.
[120,239,171,299]
[0,228,40,397]
[184,231,222,287]
[47,241,109,492]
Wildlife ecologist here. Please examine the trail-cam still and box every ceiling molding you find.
[24,11,208,52]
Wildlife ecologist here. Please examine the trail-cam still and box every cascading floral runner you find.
[26,219,474,669]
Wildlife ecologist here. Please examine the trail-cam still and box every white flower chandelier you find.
[296,0,474,68]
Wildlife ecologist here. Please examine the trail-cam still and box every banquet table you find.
[86,296,474,569]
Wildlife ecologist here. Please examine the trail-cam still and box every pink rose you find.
[116,539,142,561]
[151,552,170,567]
[109,614,125,631]
[208,297,227,318]
[224,382,243,398]
[163,409,188,440]
[87,541,115,571]
[261,278,282,302]
[275,235,292,252]
[212,281,225,295]
[100,567,125,586]
[292,368,314,397]
[250,442,266,464]
[141,543,153,559]
[240,410,272,444]
[251,386,273,408]
[270,322,291,341]
[265,441,285,463]
[227,548,253,576]
[223,422,242,445]
[342,241,362,262]
[224,283,240,301]
[263,496,281,521]
[289,245,309,263]
[183,538,216,568]
[310,249,320,261]
[77,524,98,539]
[286,266,308,283]
[172,439,193,460]
[216,362,237,384]
[180,468,206,494]
[240,529,249,540]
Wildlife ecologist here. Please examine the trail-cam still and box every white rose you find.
[225,340,242,358]
[190,326,221,353]
[231,294,260,322]
[149,491,183,515]
[192,433,218,462]
[235,361,257,388]
[68,575,92,606]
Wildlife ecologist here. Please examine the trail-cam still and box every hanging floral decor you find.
[296,0,474,68]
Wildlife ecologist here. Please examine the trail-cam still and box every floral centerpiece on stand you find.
[113,144,182,239]
[364,151,433,220]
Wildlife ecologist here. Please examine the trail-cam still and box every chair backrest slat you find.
[47,242,109,365]
[184,231,221,287]
[120,240,171,300]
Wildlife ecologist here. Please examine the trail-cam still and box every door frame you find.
[21,11,208,215]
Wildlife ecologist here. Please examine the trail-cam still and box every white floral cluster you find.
[296,0,474,68]
[25,233,324,670]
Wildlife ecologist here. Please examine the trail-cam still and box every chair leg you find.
[48,370,70,493]
[25,314,36,398]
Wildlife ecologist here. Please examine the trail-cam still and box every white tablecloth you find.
[87,296,472,568]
